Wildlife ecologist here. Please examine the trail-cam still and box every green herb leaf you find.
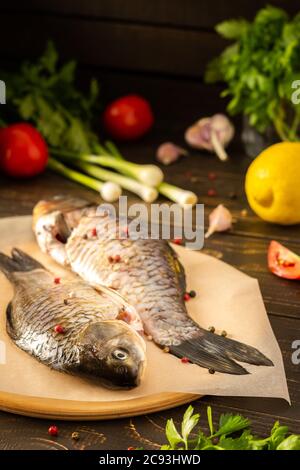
[268,421,289,450]
[165,418,183,449]
[276,434,300,450]
[207,406,214,436]
[215,413,250,437]
[206,6,300,140]
[216,19,249,39]
[218,430,252,450]
[181,406,200,449]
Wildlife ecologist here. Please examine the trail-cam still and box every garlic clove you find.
[156,142,188,165]
[205,204,233,238]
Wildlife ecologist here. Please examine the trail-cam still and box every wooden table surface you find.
[0,131,299,450]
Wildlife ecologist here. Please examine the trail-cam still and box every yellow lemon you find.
[245,142,300,225]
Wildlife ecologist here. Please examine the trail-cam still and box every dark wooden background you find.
[0,0,300,451]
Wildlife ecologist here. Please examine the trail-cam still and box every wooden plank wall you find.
[0,1,299,127]
[0,1,299,78]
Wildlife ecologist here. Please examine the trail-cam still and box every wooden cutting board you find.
[0,390,199,420]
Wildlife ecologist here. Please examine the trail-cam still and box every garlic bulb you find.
[185,114,234,161]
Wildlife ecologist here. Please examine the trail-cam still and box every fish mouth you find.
[99,362,145,390]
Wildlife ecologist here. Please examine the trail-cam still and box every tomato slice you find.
[268,240,300,280]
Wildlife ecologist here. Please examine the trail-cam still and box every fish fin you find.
[6,301,18,340]
[169,328,273,375]
[0,249,44,278]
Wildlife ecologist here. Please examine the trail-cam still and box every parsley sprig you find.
[1,41,100,154]
[206,6,300,141]
[162,405,300,450]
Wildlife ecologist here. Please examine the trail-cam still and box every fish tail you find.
[170,328,273,375]
[0,248,44,278]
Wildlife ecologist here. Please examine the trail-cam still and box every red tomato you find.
[0,123,48,178]
[103,95,154,140]
[268,240,300,280]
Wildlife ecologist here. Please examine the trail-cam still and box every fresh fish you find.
[0,248,146,388]
[33,196,274,375]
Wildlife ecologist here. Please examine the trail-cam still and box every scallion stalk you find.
[73,160,158,203]
[51,148,164,187]
[48,157,122,202]
[158,182,198,208]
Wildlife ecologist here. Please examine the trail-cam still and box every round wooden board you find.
[0,391,200,420]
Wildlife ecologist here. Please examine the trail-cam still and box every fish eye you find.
[112,349,128,361]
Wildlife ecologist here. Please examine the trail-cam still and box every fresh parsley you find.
[0,41,100,154]
[162,405,300,450]
[205,6,300,141]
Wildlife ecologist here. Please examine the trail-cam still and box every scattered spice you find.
[183,292,191,301]
[208,368,216,374]
[91,227,97,237]
[191,176,200,183]
[208,326,215,333]
[181,357,190,364]
[221,330,227,337]
[54,277,61,285]
[205,204,233,238]
[108,254,121,263]
[173,238,183,245]
[189,290,196,298]
[54,324,65,334]
[71,431,80,441]
[207,188,217,197]
[163,346,170,353]
[118,309,132,323]
[241,209,248,217]
[63,299,68,305]
[83,234,88,240]
[48,425,59,437]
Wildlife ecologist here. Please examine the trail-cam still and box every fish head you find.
[77,320,146,389]
[33,196,96,266]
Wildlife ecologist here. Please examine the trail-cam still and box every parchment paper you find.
[0,216,289,402]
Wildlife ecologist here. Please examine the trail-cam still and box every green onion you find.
[73,160,158,203]
[158,182,198,208]
[48,157,122,202]
[51,148,163,187]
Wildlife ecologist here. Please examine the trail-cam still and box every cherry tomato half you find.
[268,240,300,280]
[0,123,48,178]
[103,95,154,141]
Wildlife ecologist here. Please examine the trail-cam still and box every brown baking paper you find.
[0,216,289,402]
